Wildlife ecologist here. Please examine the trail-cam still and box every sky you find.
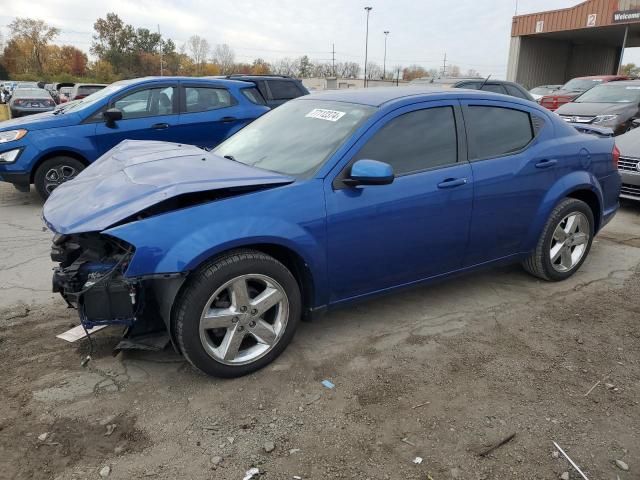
[2,0,640,78]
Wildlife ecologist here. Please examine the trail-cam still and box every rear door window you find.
[241,87,267,105]
[465,106,533,160]
[481,84,508,95]
[268,80,303,100]
[504,84,528,99]
[184,87,235,112]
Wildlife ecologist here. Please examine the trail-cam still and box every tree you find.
[465,68,481,78]
[8,18,59,74]
[449,65,461,77]
[365,62,383,80]
[335,61,360,78]
[134,28,161,54]
[90,60,116,82]
[212,43,235,74]
[272,57,298,76]
[621,63,640,76]
[186,35,210,74]
[251,58,271,75]
[298,55,312,77]
[91,13,136,75]
[402,64,427,81]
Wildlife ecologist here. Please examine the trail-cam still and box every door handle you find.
[437,178,467,189]
[151,123,169,130]
[220,116,237,123]
[535,159,557,168]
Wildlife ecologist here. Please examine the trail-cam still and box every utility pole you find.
[332,43,336,77]
[158,24,163,76]
[364,6,372,87]
[383,31,389,80]
[442,52,447,77]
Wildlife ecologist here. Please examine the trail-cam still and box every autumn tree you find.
[8,18,59,74]
[402,65,427,81]
[251,58,270,75]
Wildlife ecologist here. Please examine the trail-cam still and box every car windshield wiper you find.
[224,155,237,162]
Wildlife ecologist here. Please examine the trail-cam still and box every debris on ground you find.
[615,459,629,471]
[413,457,423,464]
[264,441,275,453]
[37,432,48,442]
[401,437,416,447]
[560,472,570,480]
[411,401,430,409]
[99,465,111,477]
[104,424,117,436]
[478,432,516,457]
[553,442,590,480]
[243,467,260,480]
[210,456,222,466]
[321,380,335,389]
[584,370,613,397]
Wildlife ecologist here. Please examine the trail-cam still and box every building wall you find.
[510,37,571,88]
[566,44,620,78]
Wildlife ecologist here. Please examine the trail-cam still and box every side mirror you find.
[344,159,395,186]
[632,118,640,128]
[103,108,123,126]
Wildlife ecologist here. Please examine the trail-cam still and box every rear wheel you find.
[34,156,85,200]
[174,249,301,378]
[522,198,594,281]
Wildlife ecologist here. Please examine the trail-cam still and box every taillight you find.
[612,144,620,169]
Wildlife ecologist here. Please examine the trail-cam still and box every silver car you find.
[616,126,640,200]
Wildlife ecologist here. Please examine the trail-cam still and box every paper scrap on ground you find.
[56,324,108,342]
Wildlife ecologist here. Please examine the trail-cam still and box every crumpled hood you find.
[556,102,635,116]
[43,140,294,234]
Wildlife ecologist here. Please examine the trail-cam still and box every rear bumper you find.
[10,107,54,117]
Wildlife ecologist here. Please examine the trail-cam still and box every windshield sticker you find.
[305,109,346,122]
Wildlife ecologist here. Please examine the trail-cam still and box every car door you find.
[325,101,474,303]
[460,99,559,266]
[175,83,250,149]
[93,84,179,155]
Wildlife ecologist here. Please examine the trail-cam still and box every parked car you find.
[43,87,620,378]
[58,86,74,103]
[409,76,480,86]
[217,75,308,108]
[615,125,640,200]
[539,75,629,111]
[555,80,640,135]
[8,88,56,117]
[451,79,534,101]
[530,84,563,101]
[0,77,269,198]
[14,82,40,90]
[69,83,107,101]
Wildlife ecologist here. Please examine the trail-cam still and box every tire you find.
[34,157,85,200]
[522,198,594,281]
[174,249,302,378]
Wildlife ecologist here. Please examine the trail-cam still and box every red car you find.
[539,75,630,111]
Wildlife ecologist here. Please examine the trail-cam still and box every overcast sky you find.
[2,0,639,78]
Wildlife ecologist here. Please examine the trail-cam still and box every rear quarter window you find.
[268,80,303,100]
[465,106,534,160]
[241,87,267,105]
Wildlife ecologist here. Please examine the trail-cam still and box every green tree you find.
[91,13,136,75]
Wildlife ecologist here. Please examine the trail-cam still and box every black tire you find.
[522,198,594,281]
[34,156,85,200]
[174,249,302,378]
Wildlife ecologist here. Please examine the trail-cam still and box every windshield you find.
[561,78,602,92]
[214,99,375,176]
[61,83,123,113]
[575,84,640,103]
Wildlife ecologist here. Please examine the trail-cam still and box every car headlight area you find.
[0,148,22,164]
[0,129,28,143]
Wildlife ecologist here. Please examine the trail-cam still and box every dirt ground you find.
[1,182,639,479]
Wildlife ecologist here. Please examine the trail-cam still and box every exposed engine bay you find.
[51,232,183,350]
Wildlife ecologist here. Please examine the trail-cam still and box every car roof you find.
[573,75,627,80]
[593,79,640,86]
[301,86,531,107]
[114,76,253,87]
[13,88,50,97]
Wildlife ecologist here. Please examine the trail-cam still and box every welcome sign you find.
[613,0,640,22]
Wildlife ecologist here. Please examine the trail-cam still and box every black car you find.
[217,75,309,108]
[555,80,640,136]
[8,88,56,117]
[452,79,535,101]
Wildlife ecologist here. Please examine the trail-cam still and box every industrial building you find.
[507,0,640,88]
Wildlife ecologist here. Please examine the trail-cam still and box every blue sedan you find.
[43,87,621,377]
[0,76,269,198]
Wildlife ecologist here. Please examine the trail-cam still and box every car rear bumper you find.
[10,107,54,117]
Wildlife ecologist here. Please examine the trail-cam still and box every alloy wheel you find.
[549,212,590,272]
[198,274,289,365]
[44,165,78,194]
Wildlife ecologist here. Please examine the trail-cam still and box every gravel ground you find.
[0,182,639,480]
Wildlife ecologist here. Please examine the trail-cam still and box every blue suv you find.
[0,77,269,198]
[44,87,620,378]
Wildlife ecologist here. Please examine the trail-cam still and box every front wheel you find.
[522,198,594,281]
[174,249,302,378]
[34,156,85,200]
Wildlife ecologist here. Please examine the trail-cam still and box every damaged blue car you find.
[43,87,621,377]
